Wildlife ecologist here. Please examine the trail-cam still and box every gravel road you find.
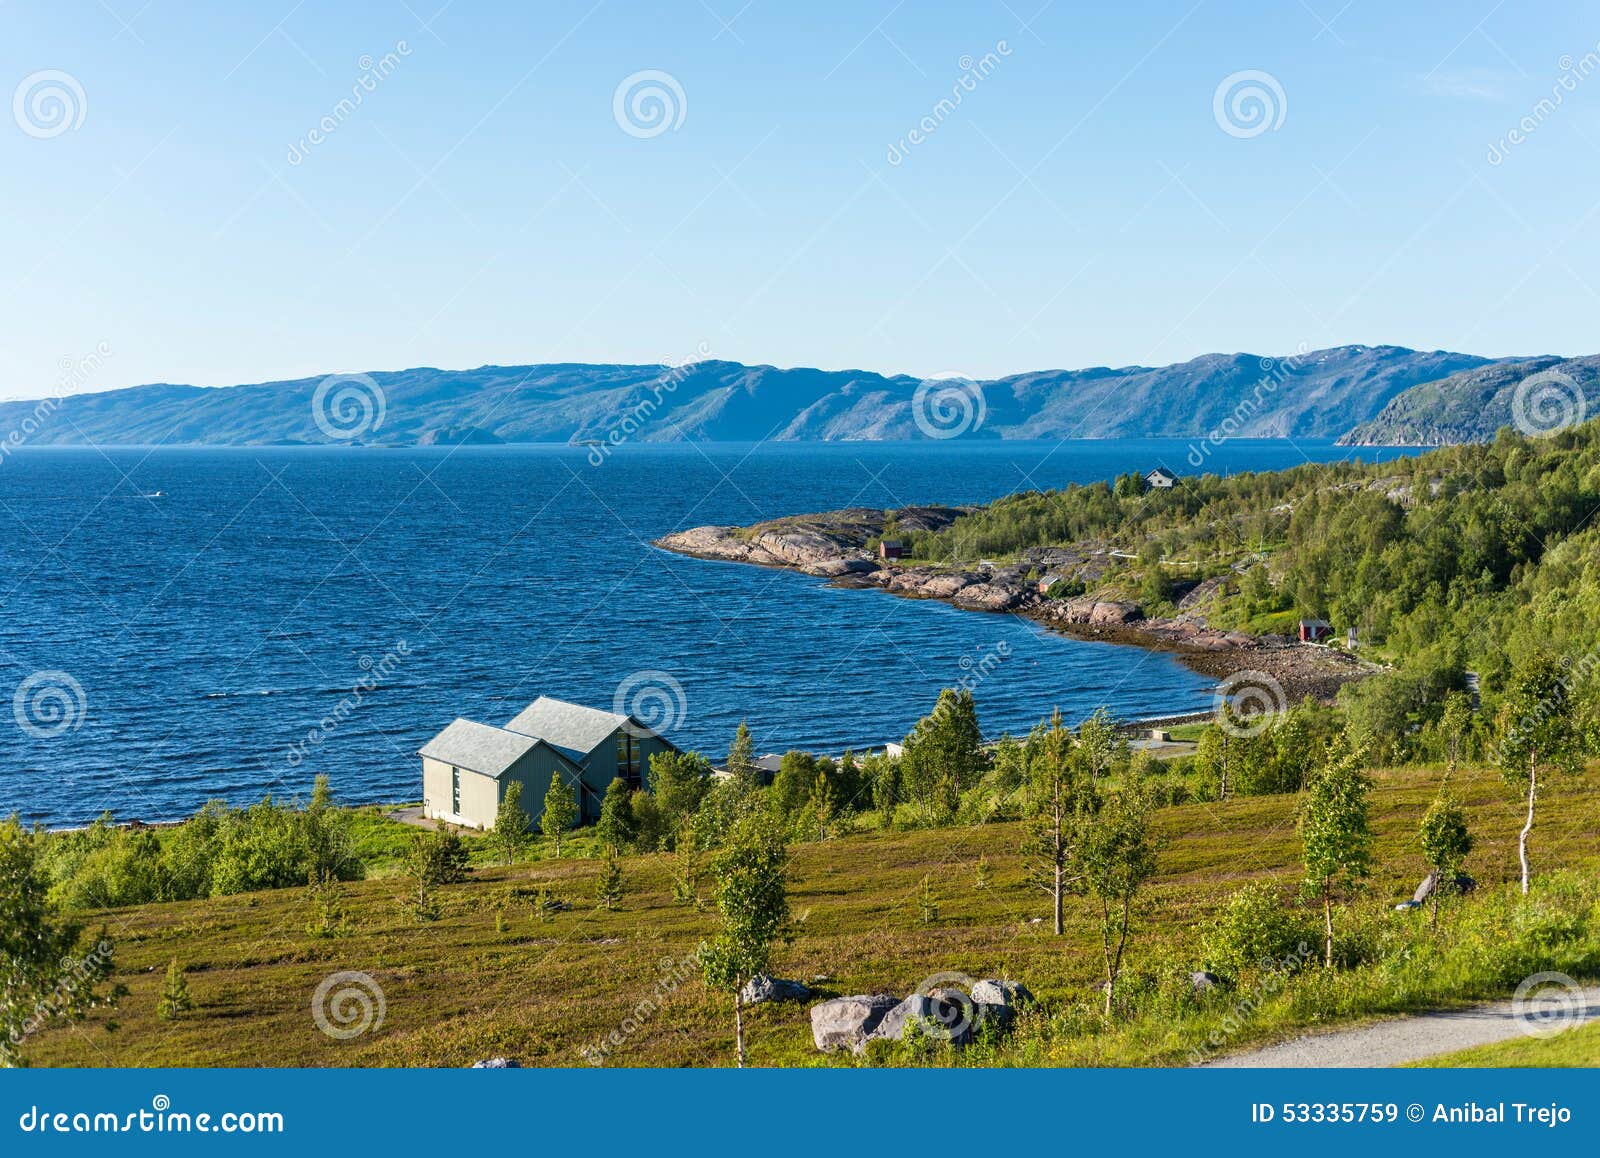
[1199,985,1599,1067]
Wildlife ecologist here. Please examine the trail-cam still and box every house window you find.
[615,730,642,789]
[451,767,461,813]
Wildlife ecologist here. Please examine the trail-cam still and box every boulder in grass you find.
[810,994,899,1052]
[861,993,975,1050]
[470,1057,520,1068]
[1190,971,1222,994]
[970,979,1035,1027]
[741,974,813,1006]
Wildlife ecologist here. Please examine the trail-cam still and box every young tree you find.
[541,770,579,858]
[1,817,125,1066]
[1439,690,1473,781]
[1075,787,1157,1015]
[409,821,469,919]
[702,815,791,1067]
[299,773,357,885]
[1192,724,1229,801]
[630,789,665,853]
[648,750,712,842]
[596,853,623,911]
[866,752,900,829]
[1418,795,1473,930]
[807,768,836,841]
[596,778,636,855]
[1020,712,1096,935]
[491,781,531,865]
[157,958,192,1021]
[1299,750,1373,967]
[1076,707,1125,781]
[1496,654,1580,894]
[769,750,816,820]
[900,688,984,824]
[726,721,758,788]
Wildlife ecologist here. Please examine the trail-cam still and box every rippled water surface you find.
[0,439,1420,824]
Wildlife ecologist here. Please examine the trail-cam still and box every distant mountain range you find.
[1339,355,1600,445]
[0,345,1560,448]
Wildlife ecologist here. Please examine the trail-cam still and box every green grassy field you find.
[1412,1021,1600,1067]
[23,761,1600,1068]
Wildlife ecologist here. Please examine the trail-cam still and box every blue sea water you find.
[0,439,1422,825]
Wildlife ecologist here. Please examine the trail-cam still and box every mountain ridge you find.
[0,345,1497,447]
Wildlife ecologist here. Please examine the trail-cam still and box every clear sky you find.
[4,0,1599,399]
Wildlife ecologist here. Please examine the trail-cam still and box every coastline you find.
[653,509,1379,705]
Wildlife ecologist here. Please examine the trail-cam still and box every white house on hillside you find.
[418,696,677,831]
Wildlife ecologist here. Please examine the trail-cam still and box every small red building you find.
[1298,618,1333,643]
[879,539,906,560]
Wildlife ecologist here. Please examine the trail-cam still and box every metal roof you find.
[504,696,635,756]
[417,718,552,778]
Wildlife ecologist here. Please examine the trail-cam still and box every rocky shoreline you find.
[653,506,1378,704]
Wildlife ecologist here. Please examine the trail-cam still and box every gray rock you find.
[740,974,813,1005]
[861,993,975,1049]
[1190,970,1222,993]
[810,994,899,1052]
[470,1057,520,1068]
[1394,899,1423,911]
[971,978,1034,1008]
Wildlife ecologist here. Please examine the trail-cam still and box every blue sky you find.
[4,0,1600,398]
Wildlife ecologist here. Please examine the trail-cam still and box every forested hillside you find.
[903,421,1600,732]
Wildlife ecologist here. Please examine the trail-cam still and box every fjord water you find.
[1,439,1419,825]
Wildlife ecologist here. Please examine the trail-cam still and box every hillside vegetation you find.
[16,761,1600,1068]
[904,420,1600,729]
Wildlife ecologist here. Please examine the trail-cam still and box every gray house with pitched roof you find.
[418,696,677,831]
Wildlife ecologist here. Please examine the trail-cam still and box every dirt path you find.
[1200,986,1600,1067]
